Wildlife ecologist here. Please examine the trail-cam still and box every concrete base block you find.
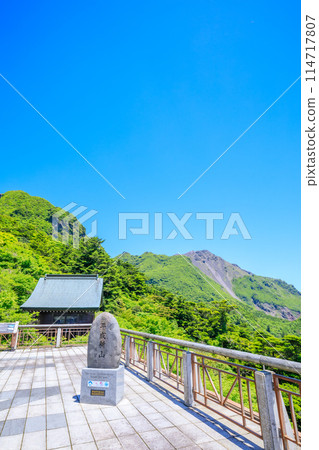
[80,365,124,405]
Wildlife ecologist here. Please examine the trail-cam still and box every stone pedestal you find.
[80,365,124,405]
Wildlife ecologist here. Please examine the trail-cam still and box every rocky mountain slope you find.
[184,250,300,320]
[123,251,301,322]
[184,250,250,298]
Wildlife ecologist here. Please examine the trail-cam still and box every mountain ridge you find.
[183,249,251,298]
[123,250,301,321]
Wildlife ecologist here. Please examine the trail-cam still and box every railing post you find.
[146,341,154,381]
[193,355,203,393]
[183,351,194,407]
[255,370,283,450]
[56,328,62,348]
[154,343,160,375]
[10,322,19,351]
[125,336,131,367]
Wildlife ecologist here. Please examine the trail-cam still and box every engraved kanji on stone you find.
[87,312,122,369]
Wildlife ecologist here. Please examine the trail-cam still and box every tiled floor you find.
[0,347,264,449]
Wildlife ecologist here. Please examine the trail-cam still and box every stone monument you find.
[80,312,124,405]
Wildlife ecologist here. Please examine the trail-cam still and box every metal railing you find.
[122,333,147,373]
[17,324,91,347]
[191,352,261,438]
[0,323,301,448]
[120,328,301,374]
[0,333,13,349]
[153,342,184,392]
[273,374,301,448]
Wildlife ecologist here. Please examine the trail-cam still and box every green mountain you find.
[122,252,232,303]
[122,251,301,337]
[232,275,300,319]
[184,250,300,320]
[0,190,300,361]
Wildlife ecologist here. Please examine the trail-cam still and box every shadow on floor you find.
[126,367,263,450]
[0,386,60,411]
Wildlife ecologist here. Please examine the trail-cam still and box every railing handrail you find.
[120,328,301,374]
[19,324,92,329]
[16,324,301,374]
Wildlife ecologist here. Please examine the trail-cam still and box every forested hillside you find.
[232,275,300,320]
[0,191,300,361]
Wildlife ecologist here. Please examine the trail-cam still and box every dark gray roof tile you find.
[21,274,103,311]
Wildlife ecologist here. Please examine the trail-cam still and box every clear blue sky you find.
[0,1,301,289]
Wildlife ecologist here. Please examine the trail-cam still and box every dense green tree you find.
[0,191,301,362]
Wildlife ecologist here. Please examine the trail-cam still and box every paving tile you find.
[96,437,122,449]
[125,393,141,402]
[150,400,172,413]
[69,423,94,445]
[29,388,45,402]
[48,394,63,404]
[177,423,213,444]
[47,412,67,429]
[237,432,264,448]
[131,385,149,394]
[0,390,15,401]
[0,410,8,421]
[29,398,46,406]
[11,397,27,408]
[119,433,149,449]
[196,421,233,441]
[101,407,124,421]
[160,426,195,448]
[136,402,158,415]
[89,422,116,441]
[220,435,263,449]
[47,427,71,449]
[0,347,264,450]
[81,402,98,411]
[140,429,174,450]
[63,401,80,412]
[109,418,136,437]
[19,383,32,390]
[177,408,202,423]
[0,433,23,450]
[84,408,106,423]
[6,404,28,420]
[115,397,131,406]
[66,410,87,425]
[25,415,46,433]
[146,412,174,429]
[200,441,231,449]
[27,404,46,417]
[117,403,140,418]
[73,443,98,450]
[14,388,31,400]
[1,417,26,436]
[127,414,155,433]
[22,430,46,450]
[48,401,65,414]
[32,382,46,388]
[163,410,191,426]
[182,446,203,449]
[6,384,21,391]
[141,392,159,402]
